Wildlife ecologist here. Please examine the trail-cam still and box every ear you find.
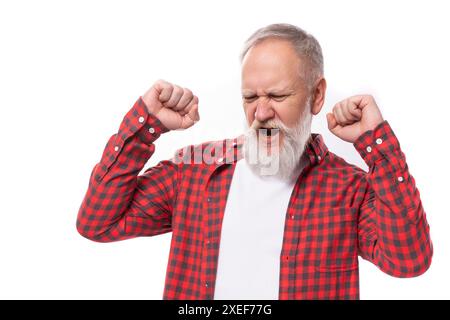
[311,77,327,115]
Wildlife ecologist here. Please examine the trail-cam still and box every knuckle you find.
[174,86,184,96]
[165,83,174,92]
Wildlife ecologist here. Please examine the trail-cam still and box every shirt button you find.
[207,198,211,202]
[291,215,295,219]
[138,116,145,123]
[114,146,119,152]
[148,127,155,134]
[366,146,372,153]
[376,138,383,145]
[217,157,223,163]
[317,155,321,162]
[205,282,209,288]
[398,176,404,182]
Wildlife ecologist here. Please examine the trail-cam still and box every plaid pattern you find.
[77,98,433,299]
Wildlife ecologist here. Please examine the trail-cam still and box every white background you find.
[0,0,449,299]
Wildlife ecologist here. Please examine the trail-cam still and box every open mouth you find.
[257,127,281,155]
[259,127,280,137]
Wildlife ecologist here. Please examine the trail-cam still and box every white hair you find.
[240,23,324,88]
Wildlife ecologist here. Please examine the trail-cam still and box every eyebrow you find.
[268,90,292,95]
[242,92,256,97]
[241,89,293,97]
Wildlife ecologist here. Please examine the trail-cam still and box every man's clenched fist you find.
[326,95,384,143]
[142,79,200,130]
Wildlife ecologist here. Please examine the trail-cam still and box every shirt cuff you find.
[117,97,169,146]
[353,121,402,168]
[99,97,169,174]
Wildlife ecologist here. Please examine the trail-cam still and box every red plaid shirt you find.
[77,98,433,299]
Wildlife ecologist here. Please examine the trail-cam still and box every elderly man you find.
[77,24,432,300]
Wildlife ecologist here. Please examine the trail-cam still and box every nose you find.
[254,98,275,123]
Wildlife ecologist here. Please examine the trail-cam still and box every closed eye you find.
[243,94,289,103]
[243,95,258,103]
[269,94,288,101]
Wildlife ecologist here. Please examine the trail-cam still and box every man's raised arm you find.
[76,80,200,242]
[327,95,433,277]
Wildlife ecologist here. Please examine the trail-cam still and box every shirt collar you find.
[304,133,328,166]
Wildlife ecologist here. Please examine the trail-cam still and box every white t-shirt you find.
[214,159,299,300]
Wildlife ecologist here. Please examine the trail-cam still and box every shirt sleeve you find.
[76,97,177,242]
[353,120,433,277]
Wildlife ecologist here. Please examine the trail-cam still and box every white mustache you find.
[250,119,284,132]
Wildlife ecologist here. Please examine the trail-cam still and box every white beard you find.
[243,98,313,181]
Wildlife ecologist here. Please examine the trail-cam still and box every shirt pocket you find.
[306,206,358,272]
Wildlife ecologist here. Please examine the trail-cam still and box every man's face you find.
[241,38,311,143]
[241,38,316,180]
